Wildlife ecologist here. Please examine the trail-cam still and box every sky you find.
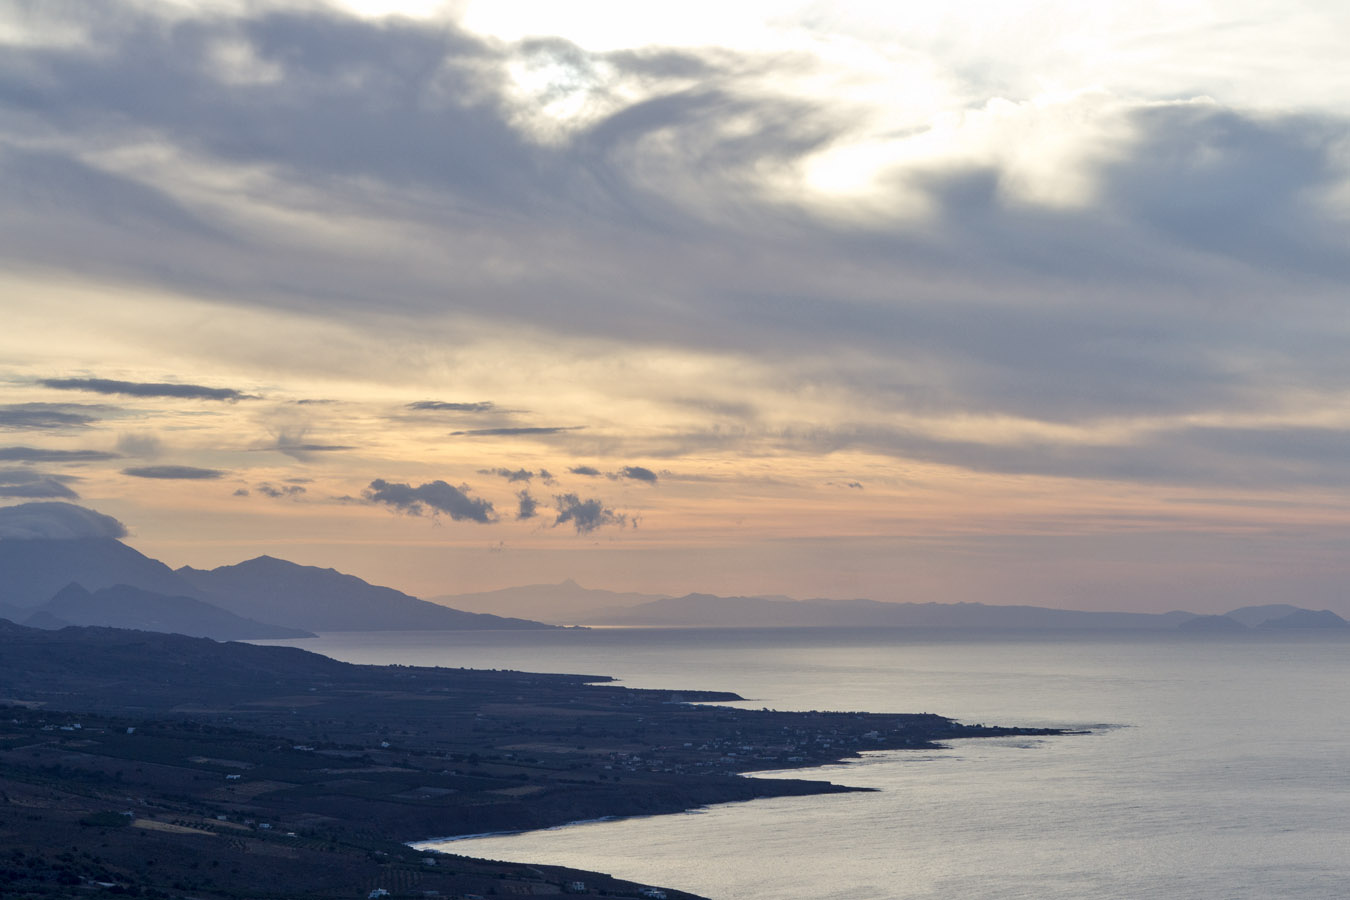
[2,0,1349,613]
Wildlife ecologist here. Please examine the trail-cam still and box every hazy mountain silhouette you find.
[1176,614,1248,632]
[1257,608,1349,629]
[29,582,313,640]
[431,578,670,623]
[1223,604,1306,627]
[178,556,552,632]
[0,537,200,607]
[571,594,1204,629]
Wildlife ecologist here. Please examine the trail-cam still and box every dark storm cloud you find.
[0,446,119,462]
[0,501,127,540]
[552,493,629,533]
[122,465,225,480]
[408,401,497,413]
[39,377,257,401]
[0,403,102,430]
[364,478,495,523]
[451,427,583,437]
[618,465,658,483]
[516,489,538,520]
[569,466,602,477]
[6,3,1350,489]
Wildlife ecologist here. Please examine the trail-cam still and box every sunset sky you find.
[3,0,1350,613]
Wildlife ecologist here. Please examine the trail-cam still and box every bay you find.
[260,628,1350,899]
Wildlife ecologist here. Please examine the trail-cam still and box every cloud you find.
[408,401,497,412]
[274,441,353,456]
[364,478,495,523]
[116,432,163,458]
[122,465,226,479]
[255,417,353,460]
[479,466,536,482]
[552,492,629,533]
[516,489,538,520]
[0,469,81,499]
[39,377,257,401]
[569,465,602,476]
[255,482,306,498]
[0,501,127,540]
[0,446,119,462]
[618,465,658,483]
[6,2,1350,504]
[450,427,584,436]
[0,403,102,430]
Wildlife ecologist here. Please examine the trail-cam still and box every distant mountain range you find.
[0,528,553,640]
[429,578,670,622]
[1,502,1345,642]
[431,582,1350,632]
[34,583,311,640]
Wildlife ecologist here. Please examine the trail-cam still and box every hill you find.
[0,536,200,607]
[178,555,554,632]
[29,582,313,640]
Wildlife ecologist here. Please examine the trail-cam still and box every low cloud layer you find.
[40,377,256,401]
[0,501,127,540]
[365,478,495,523]
[122,465,226,480]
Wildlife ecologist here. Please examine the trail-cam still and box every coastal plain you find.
[0,620,1064,899]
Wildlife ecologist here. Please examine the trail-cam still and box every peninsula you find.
[0,620,1068,898]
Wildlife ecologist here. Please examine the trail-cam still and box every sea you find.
[257,627,1350,900]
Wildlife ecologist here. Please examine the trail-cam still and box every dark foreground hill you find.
[0,620,1066,899]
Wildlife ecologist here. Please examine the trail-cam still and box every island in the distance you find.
[0,619,1071,899]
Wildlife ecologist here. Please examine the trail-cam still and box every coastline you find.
[0,621,1074,898]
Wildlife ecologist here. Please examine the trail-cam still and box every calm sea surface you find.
[258,628,1350,899]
